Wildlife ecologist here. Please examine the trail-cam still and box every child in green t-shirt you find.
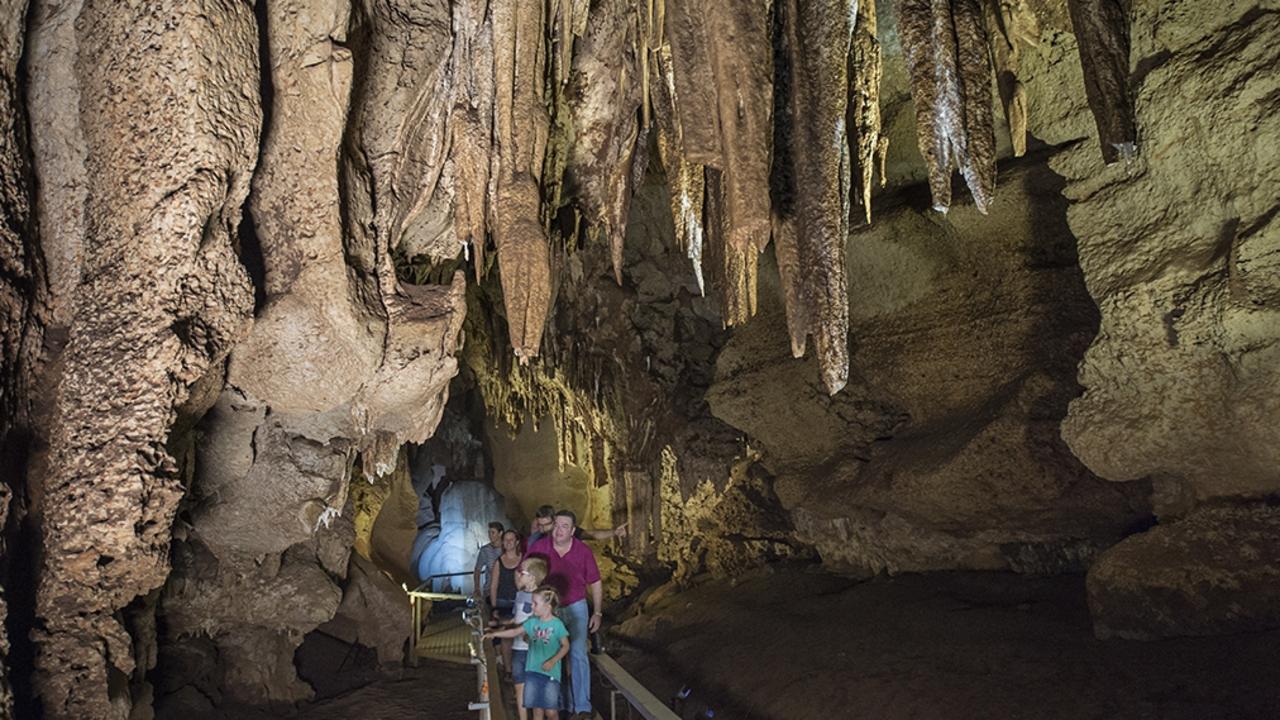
[485,586,570,719]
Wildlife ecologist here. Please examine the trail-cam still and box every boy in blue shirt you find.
[486,585,570,719]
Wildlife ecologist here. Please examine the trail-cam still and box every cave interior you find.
[1,0,1279,718]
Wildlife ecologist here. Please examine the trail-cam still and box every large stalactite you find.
[1066,0,1136,163]
[898,0,997,213]
[771,0,857,395]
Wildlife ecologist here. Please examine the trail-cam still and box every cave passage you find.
[1,0,1279,719]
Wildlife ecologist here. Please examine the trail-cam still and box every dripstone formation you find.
[0,0,1274,717]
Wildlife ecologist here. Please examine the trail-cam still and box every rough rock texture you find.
[489,0,554,360]
[772,0,856,394]
[319,554,412,665]
[1065,0,1135,163]
[0,0,39,710]
[27,2,260,717]
[565,0,643,283]
[897,0,998,213]
[158,1,468,707]
[711,160,1150,575]
[1087,503,1280,640]
[1056,2,1280,507]
[850,0,889,221]
[161,521,349,707]
[1054,0,1280,638]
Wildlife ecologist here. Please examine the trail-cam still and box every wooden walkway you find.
[415,611,474,664]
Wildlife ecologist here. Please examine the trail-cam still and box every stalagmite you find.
[898,0,997,213]
[491,0,553,360]
[849,0,888,224]
[774,0,856,394]
[1066,0,1136,163]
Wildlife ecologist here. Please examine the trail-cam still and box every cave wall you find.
[1,0,41,714]
[1050,0,1280,639]
[23,2,261,716]
[710,159,1151,576]
[158,0,467,708]
[2,0,1276,714]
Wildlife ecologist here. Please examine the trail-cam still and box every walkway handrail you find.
[464,603,509,720]
[591,651,682,720]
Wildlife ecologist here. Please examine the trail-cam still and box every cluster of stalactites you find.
[443,0,888,394]
[443,0,1037,395]
[897,0,998,214]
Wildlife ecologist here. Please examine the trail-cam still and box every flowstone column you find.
[28,2,260,717]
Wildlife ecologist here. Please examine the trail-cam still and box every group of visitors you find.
[477,505,627,720]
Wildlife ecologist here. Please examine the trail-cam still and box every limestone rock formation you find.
[319,554,412,665]
[1088,503,1280,640]
[897,0,998,213]
[0,0,40,709]
[156,1,469,706]
[1056,2,1280,508]
[24,3,260,716]
[1052,0,1280,638]
[710,161,1151,575]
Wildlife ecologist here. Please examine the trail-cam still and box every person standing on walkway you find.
[524,510,602,719]
[473,521,504,599]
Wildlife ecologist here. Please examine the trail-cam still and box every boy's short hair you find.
[554,509,577,527]
[535,505,556,519]
[521,557,548,584]
[533,584,560,612]
[488,521,505,532]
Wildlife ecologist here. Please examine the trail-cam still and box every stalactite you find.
[490,0,553,361]
[773,0,855,395]
[652,45,706,295]
[566,0,643,285]
[704,167,758,326]
[849,0,887,224]
[898,0,997,213]
[983,0,1028,157]
[1066,0,1136,163]
[448,0,495,279]
[664,0,771,325]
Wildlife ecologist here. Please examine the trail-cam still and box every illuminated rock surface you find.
[0,0,1276,716]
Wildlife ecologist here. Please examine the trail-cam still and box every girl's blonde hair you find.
[533,585,560,612]
[522,557,548,585]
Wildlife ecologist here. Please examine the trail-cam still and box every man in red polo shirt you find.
[524,509,602,719]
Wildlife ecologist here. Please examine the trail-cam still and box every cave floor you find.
[188,660,478,720]
[610,565,1280,720]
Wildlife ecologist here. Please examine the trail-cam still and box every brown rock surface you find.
[1088,503,1280,640]
[1055,2,1280,506]
[159,1,468,705]
[711,160,1150,575]
[26,2,260,717]
[318,554,411,665]
[0,0,40,710]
